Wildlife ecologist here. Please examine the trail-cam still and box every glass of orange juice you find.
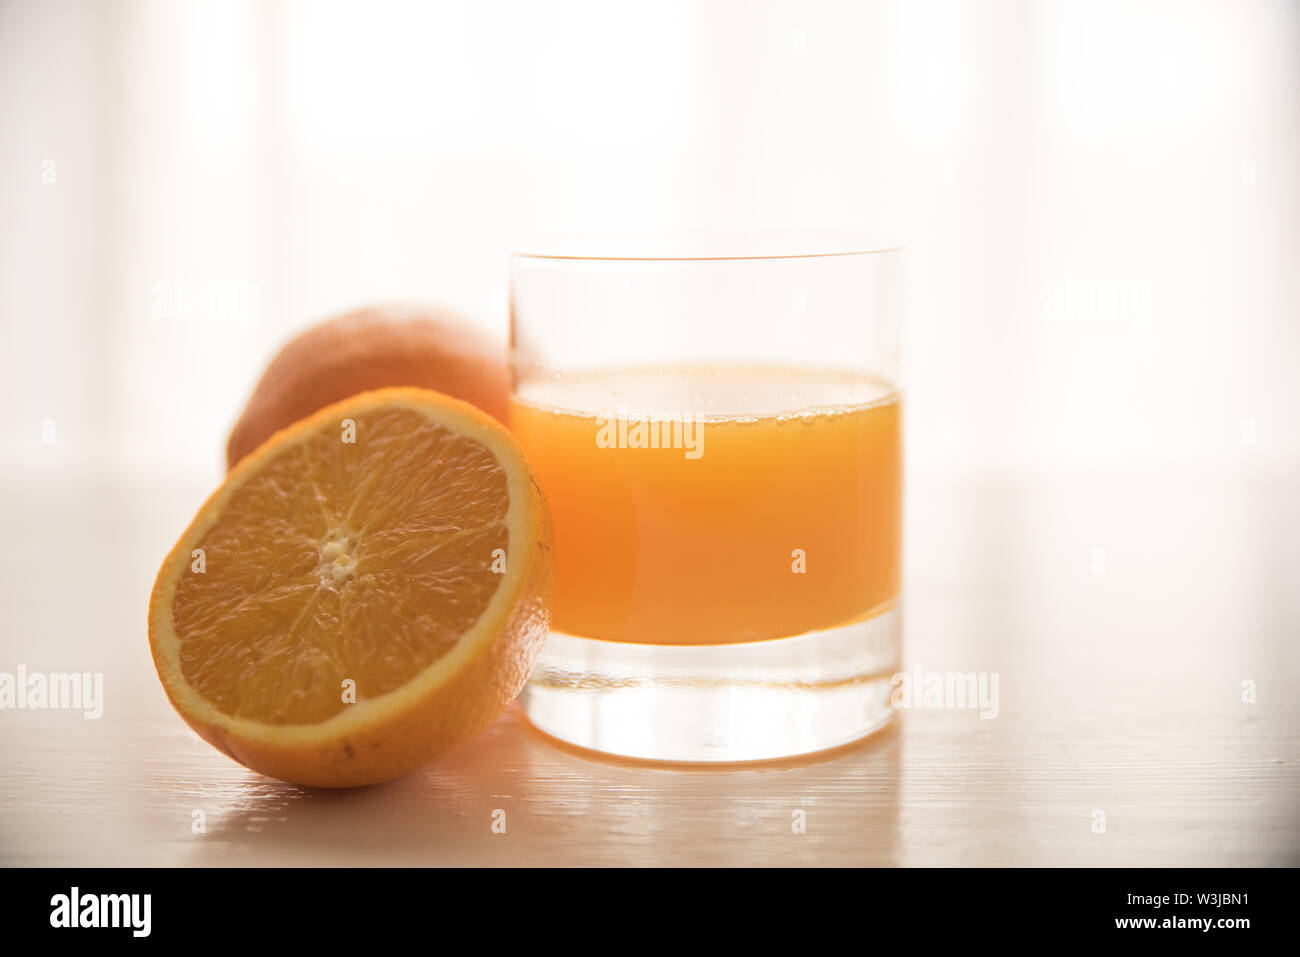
[509,236,902,762]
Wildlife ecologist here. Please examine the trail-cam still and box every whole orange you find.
[226,305,508,469]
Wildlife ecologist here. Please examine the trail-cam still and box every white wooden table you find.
[2,473,1296,866]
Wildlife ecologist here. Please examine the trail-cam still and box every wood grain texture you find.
[1,474,1297,866]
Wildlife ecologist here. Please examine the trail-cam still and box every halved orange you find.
[148,387,553,788]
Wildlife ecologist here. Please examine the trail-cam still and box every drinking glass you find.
[509,236,902,761]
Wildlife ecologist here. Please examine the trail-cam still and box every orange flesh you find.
[508,365,902,645]
[171,407,509,725]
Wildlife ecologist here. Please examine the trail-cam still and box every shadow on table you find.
[183,704,903,866]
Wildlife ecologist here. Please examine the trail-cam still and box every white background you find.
[2,0,1297,483]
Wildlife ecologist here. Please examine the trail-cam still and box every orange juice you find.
[509,365,901,645]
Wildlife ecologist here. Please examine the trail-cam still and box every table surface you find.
[2,471,1297,866]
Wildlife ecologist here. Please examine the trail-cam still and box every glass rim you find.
[511,231,902,262]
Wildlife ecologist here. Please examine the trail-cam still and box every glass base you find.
[522,607,900,763]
